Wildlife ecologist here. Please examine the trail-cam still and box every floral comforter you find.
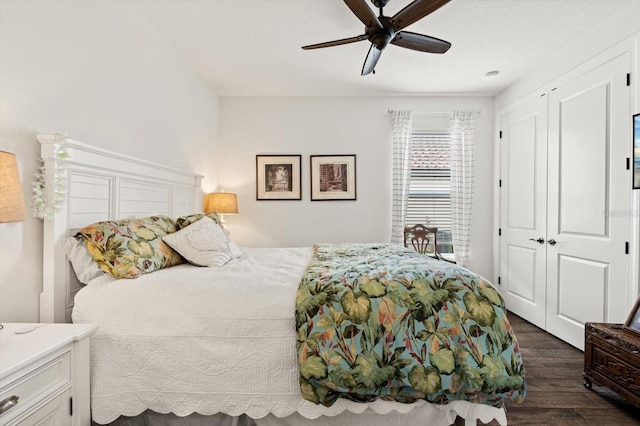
[296,243,525,408]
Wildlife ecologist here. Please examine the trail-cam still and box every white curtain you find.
[390,110,413,245]
[449,110,478,267]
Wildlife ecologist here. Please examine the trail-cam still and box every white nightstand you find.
[0,323,97,426]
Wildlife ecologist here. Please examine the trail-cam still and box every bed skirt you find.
[95,402,507,426]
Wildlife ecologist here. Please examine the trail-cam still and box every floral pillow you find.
[162,216,236,267]
[175,212,220,229]
[61,236,114,285]
[76,215,183,279]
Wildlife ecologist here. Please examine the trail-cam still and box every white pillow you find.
[61,236,113,285]
[162,217,236,267]
[222,228,243,258]
[228,240,243,258]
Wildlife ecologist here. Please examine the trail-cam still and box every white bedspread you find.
[72,247,506,425]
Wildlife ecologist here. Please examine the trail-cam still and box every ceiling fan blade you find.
[391,31,451,53]
[391,0,451,31]
[361,44,383,76]
[302,34,368,50]
[343,0,383,29]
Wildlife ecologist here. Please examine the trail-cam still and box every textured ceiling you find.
[131,0,639,97]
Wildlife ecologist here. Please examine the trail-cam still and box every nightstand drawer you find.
[0,352,71,420]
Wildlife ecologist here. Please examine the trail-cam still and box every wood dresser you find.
[584,322,640,407]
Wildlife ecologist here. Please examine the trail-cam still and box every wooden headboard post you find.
[38,135,204,323]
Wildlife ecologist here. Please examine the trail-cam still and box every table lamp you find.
[204,192,238,226]
[0,151,27,223]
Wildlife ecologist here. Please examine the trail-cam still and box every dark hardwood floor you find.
[460,312,640,425]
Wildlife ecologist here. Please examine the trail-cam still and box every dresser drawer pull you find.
[0,395,19,414]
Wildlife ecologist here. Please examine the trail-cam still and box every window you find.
[407,132,453,254]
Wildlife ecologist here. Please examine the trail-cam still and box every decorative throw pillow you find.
[228,238,243,258]
[76,215,183,279]
[61,236,114,285]
[162,216,236,267]
[176,212,242,258]
[176,213,220,230]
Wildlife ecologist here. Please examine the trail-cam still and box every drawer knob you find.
[0,395,19,414]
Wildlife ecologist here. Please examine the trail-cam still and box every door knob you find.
[547,239,557,246]
[529,238,545,244]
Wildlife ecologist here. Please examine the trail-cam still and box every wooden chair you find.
[403,224,456,263]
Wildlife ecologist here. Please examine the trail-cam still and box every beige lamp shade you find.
[204,192,238,215]
[0,151,27,223]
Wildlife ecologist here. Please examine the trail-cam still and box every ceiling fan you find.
[302,0,452,76]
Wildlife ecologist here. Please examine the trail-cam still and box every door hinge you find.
[69,397,73,416]
[498,228,502,236]
[627,73,631,86]
[499,131,502,139]
[499,179,502,187]
[625,242,629,255]
[498,276,501,285]
[627,157,631,170]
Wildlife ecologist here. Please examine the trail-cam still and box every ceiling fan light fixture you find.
[484,70,500,80]
[372,32,392,48]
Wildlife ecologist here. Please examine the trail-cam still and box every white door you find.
[500,95,548,329]
[546,53,631,350]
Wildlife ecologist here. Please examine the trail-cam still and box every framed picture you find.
[623,296,640,335]
[310,155,356,201]
[256,155,302,200]
[633,113,640,189]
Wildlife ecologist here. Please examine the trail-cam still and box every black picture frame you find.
[633,113,640,189]
[310,155,356,201]
[623,296,640,335]
[256,155,302,200]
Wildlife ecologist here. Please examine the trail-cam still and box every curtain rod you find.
[387,109,481,115]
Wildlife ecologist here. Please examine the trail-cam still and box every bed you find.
[38,135,525,426]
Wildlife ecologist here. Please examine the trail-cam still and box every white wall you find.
[496,5,640,110]
[218,96,495,280]
[0,0,220,322]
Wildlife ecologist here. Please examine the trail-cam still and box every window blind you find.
[408,132,453,253]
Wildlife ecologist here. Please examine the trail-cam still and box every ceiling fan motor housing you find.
[366,16,395,49]
[371,0,391,8]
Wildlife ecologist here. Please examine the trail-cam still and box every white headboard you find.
[38,135,204,323]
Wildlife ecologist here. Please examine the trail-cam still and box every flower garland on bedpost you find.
[32,135,69,220]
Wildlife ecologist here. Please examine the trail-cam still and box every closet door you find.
[499,95,548,329]
[546,53,631,350]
